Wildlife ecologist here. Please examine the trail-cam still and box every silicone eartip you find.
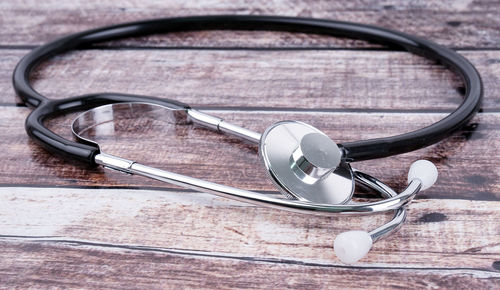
[334,230,373,264]
[407,160,438,190]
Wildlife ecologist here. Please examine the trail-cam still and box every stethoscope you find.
[13,15,482,263]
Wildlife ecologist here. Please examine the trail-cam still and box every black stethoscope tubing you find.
[13,15,483,164]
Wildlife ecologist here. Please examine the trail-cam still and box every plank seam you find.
[0,185,498,202]
[2,103,499,114]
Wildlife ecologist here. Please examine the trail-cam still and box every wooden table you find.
[1,1,499,288]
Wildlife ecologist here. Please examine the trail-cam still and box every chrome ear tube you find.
[72,102,437,264]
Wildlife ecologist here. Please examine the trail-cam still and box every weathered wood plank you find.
[0,239,498,289]
[1,240,498,289]
[1,1,499,48]
[1,107,498,200]
[0,187,498,273]
[2,49,500,110]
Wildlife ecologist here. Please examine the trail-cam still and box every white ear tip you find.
[407,160,438,191]
[334,231,373,264]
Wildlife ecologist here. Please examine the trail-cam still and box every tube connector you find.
[187,109,261,143]
[95,153,135,174]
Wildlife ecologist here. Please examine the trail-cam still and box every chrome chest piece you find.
[71,102,437,264]
[260,121,353,204]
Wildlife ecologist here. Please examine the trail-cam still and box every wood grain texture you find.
[1,240,497,289]
[0,107,498,201]
[0,187,498,287]
[1,1,499,288]
[1,0,499,48]
[2,49,500,110]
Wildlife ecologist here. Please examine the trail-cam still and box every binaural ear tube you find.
[334,161,438,264]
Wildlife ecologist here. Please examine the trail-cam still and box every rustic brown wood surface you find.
[0,49,498,110]
[0,188,499,288]
[1,0,500,48]
[0,1,499,289]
